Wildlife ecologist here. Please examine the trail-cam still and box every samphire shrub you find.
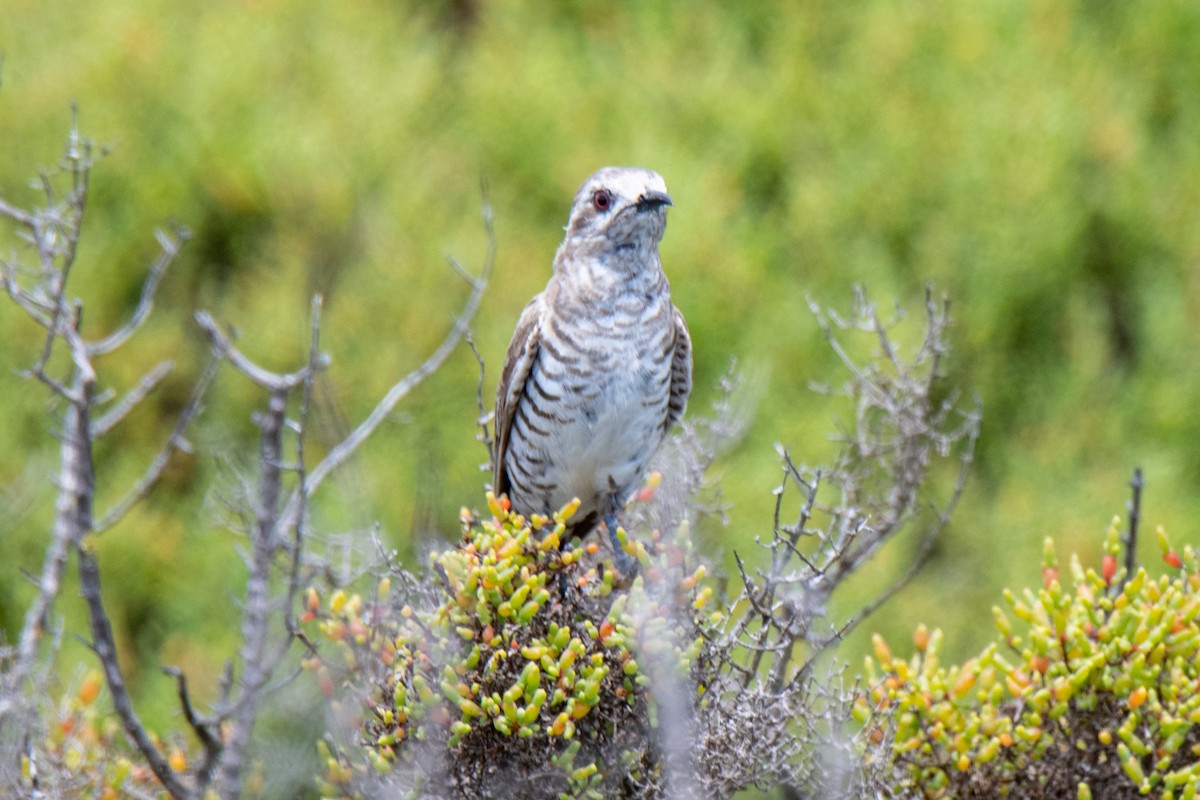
[305,487,717,799]
[864,522,1200,800]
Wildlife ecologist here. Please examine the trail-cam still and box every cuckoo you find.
[493,166,692,573]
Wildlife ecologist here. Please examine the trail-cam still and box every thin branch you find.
[465,331,493,464]
[93,356,218,532]
[303,271,484,496]
[90,359,174,437]
[64,369,193,798]
[88,226,187,356]
[79,545,193,799]
[1120,466,1144,589]
[805,400,981,669]
[7,492,75,721]
[280,200,494,524]
[162,666,221,775]
[194,310,328,391]
[0,271,55,328]
[213,385,287,799]
[29,123,92,383]
[285,294,323,640]
[7,315,94,719]
[0,196,36,226]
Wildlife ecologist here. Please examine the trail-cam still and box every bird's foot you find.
[603,513,640,581]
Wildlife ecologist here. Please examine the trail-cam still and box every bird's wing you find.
[493,296,544,498]
[665,305,693,431]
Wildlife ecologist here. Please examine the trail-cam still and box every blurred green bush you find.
[2,0,1198,733]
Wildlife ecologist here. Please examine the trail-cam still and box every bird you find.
[493,166,692,572]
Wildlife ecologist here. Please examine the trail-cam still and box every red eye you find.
[592,189,612,211]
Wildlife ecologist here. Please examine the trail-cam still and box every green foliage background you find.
[2,0,1199,744]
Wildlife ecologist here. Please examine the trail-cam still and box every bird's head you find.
[563,167,673,253]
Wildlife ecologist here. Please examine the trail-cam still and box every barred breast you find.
[500,278,677,533]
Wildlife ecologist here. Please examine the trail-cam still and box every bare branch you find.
[192,293,357,793]
[285,294,323,640]
[93,355,217,532]
[1120,466,1144,589]
[5,489,75,723]
[281,197,494,522]
[0,196,35,226]
[90,359,174,437]
[807,398,982,667]
[78,544,194,799]
[87,226,187,356]
[682,286,979,798]
[194,310,329,391]
[211,380,288,799]
[465,330,494,464]
[163,666,221,780]
[5,329,96,720]
[0,272,54,327]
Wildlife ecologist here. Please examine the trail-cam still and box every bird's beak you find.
[636,190,674,210]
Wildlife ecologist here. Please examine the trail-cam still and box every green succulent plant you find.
[305,486,717,799]
[864,521,1200,799]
